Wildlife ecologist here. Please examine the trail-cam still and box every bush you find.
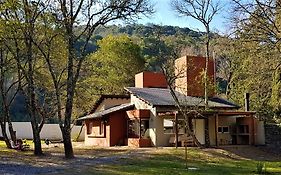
[256,162,266,174]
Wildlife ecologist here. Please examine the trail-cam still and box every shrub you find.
[256,162,266,174]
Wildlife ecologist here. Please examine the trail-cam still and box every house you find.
[78,55,265,147]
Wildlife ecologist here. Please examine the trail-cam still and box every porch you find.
[158,110,262,147]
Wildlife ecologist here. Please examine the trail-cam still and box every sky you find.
[137,0,232,33]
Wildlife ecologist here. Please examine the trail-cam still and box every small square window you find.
[218,126,229,133]
[222,126,229,133]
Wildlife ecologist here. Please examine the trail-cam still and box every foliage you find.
[256,162,266,174]
[81,35,144,94]
[92,24,204,38]
[217,0,281,121]
[6,23,205,122]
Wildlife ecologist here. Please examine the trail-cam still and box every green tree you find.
[45,0,153,158]
[83,35,144,96]
[229,0,281,121]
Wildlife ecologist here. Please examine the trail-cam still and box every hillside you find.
[10,24,206,122]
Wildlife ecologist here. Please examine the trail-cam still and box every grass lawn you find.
[0,141,281,175]
[92,148,281,175]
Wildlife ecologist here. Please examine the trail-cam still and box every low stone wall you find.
[265,124,281,152]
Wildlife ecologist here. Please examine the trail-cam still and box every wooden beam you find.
[139,117,142,139]
[205,117,210,147]
[251,115,255,145]
[175,113,178,148]
[215,114,218,146]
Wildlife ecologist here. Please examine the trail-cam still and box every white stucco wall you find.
[0,122,84,141]
[256,120,265,145]
[193,119,205,144]
[130,95,160,146]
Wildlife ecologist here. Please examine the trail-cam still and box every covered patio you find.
[158,109,262,147]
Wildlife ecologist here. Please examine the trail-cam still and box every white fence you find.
[0,122,85,141]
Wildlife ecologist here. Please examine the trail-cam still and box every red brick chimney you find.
[175,55,215,97]
[135,71,168,88]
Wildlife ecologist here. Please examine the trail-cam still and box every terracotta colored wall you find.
[84,119,110,146]
[175,56,215,97]
[236,117,256,145]
[127,109,150,119]
[109,111,128,146]
[128,138,151,147]
[135,72,168,88]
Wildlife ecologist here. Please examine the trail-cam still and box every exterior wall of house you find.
[256,120,265,145]
[109,111,128,146]
[193,119,205,144]
[130,95,161,146]
[135,72,168,88]
[85,119,110,146]
[95,98,130,112]
[175,56,215,97]
[236,116,256,145]
[217,116,236,145]
[84,111,128,147]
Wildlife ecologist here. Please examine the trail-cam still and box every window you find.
[87,122,93,135]
[128,120,139,138]
[218,126,229,133]
[99,121,104,135]
[164,119,174,134]
[140,119,149,138]
[163,119,187,134]
[128,119,150,138]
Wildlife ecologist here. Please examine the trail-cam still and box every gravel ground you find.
[0,147,148,175]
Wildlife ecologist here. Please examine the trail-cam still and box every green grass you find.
[92,148,281,175]
[1,141,281,175]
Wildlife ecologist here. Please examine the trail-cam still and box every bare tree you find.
[172,0,221,109]
[0,0,52,155]
[0,46,19,148]
[162,60,203,148]
[40,0,154,158]
[171,0,221,147]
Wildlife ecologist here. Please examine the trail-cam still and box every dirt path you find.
[0,147,150,175]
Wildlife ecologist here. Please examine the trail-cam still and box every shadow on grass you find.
[93,148,281,175]
[217,146,281,161]
[0,162,63,175]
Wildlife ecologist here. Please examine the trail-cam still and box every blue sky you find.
[138,0,232,33]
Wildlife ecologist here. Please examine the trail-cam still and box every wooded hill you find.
[10,24,206,122]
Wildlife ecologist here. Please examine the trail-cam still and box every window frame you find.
[218,126,229,133]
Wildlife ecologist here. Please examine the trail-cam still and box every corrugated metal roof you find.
[125,87,239,109]
[78,103,134,120]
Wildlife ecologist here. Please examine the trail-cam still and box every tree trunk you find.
[74,124,84,142]
[7,116,16,143]
[25,24,43,155]
[62,127,74,159]
[204,26,210,110]
[60,31,76,158]
[31,125,43,155]
[0,122,11,148]
[204,117,210,147]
